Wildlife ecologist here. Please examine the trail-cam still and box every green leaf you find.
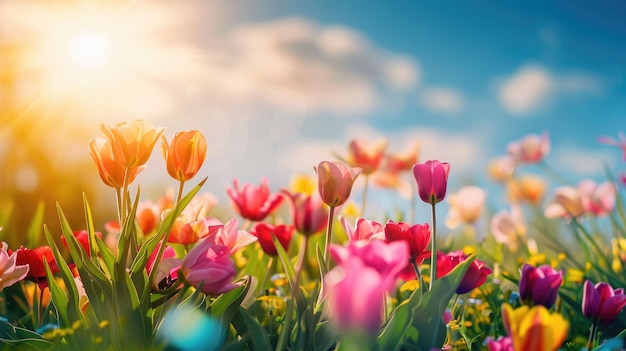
[0,319,53,351]
[210,276,251,327]
[26,200,45,247]
[231,307,272,350]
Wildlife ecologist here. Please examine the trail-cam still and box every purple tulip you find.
[582,280,626,326]
[518,263,563,308]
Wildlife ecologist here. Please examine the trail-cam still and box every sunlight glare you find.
[67,31,111,69]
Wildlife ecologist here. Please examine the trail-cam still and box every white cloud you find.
[551,144,617,177]
[419,87,465,114]
[201,17,420,115]
[498,65,553,115]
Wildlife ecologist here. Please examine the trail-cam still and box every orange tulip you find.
[162,130,207,182]
[100,120,165,169]
[316,161,361,207]
[344,139,388,175]
[89,138,142,188]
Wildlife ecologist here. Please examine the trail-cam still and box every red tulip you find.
[61,230,103,257]
[15,246,58,289]
[316,161,361,207]
[251,223,295,256]
[412,160,450,205]
[226,178,284,222]
[437,250,491,294]
[384,220,430,263]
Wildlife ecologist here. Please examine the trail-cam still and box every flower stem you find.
[323,206,336,265]
[259,256,274,294]
[430,203,438,291]
[294,235,309,291]
[176,180,185,204]
[587,322,598,350]
[361,174,370,216]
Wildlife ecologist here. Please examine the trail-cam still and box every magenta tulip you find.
[437,251,492,294]
[412,160,450,205]
[518,263,563,308]
[180,238,240,296]
[582,280,626,326]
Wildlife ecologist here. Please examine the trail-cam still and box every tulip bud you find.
[162,130,207,182]
[315,161,361,208]
[412,160,450,205]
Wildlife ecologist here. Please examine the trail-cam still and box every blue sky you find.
[1,0,625,219]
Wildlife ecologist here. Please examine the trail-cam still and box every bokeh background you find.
[0,0,624,243]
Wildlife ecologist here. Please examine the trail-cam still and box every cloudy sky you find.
[1,0,625,217]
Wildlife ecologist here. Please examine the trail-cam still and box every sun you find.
[67,30,112,69]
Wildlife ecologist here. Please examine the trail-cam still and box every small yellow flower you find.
[290,173,317,195]
[341,200,361,217]
[565,268,584,284]
[502,304,569,351]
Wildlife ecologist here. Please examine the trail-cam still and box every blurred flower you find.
[445,186,487,229]
[413,160,450,205]
[436,251,491,294]
[147,242,179,290]
[487,156,515,183]
[289,173,317,195]
[282,190,328,237]
[161,130,207,182]
[89,138,142,188]
[341,138,388,175]
[518,263,563,308]
[251,223,295,256]
[339,216,384,242]
[15,246,58,289]
[544,186,585,219]
[61,230,103,257]
[0,244,29,292]
[136,200,162,235]
[501,304,568,351]
[506,132,550,164]
[180,237,239,296]
[100,120,165,169]
[325,240,408,334]
[490,205,526,251]
[385,142,419,173]
[205,218,257,255]
[226,178,284,222]
[611,238,626,273]
[578,179,616,216]
[598,131,626,161]
[315,161,361,207]
[506,174,546,205]
[486,336,513,351]
[582,280,626,326]
[166,201,210,245]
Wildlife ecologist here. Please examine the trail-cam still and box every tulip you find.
[204,218,257,255]
[501,304,568,351]
[89,138,142,188]
[325,240,408,334]
[518,263,563,308]
[100,120,165,169]
[506,174,546,205]
[598,131,626,161]
[339,216,384,242]
[179,238,240,296]
[544,186,585,219]
[578,180,616,217]
[384,220,431,281]
[61,230,103,257]
[490,205,526,251]
[161,130,207,182]
[445,186,487,229]
[413,160,450,205]
[487,156,515,183]
[15,246,58,289]
[582,280,626,326]
[227,178,284,222]
[506,132,550,164]
[0,246,29,292]
[166,201,210,245]
[282,190,328,237]
[486,337,513,351]
[251,223,295,257]
[343,139,388,175]
[437,251,491,294]
[316,161,361,208]
[147,242,179,290]
[385,142,419,173]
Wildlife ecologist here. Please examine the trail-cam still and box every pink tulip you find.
[315,161,361,207]
[180,237,240,296]
[544,186,585,219]
[486,336,514,351]
[282,190,328,237]
[226,178,284,222]
[251,223,295,257]
[506,132,550,164]
[598,131,626,161]
[203,218,257,255]
[339,216,384,242]
[0,245,29,292]
[582,280,626,326]
[518,263,563,308]
[325,240,408,334]
[413,160,450,205]
[578,180,616,217]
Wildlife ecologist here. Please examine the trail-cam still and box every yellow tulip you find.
[161,130,207,182]
[502,304,568,351]
[100,120,165,169]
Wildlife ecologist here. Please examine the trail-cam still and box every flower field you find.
[1,120,626,351]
